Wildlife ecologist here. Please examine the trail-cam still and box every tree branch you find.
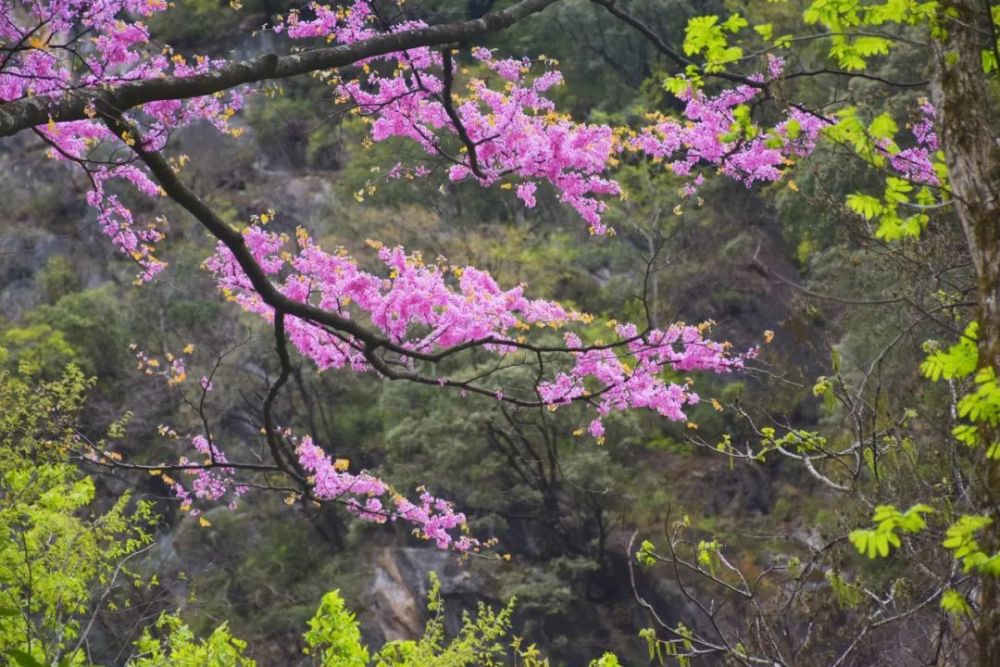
[0,0,559,138]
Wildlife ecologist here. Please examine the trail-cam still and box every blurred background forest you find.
[0,0,975,664]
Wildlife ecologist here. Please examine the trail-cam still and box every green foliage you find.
[1,324,79,377]
[848,503,933,558]
[371,573,514,667]
[4,0,997,662]
[639,625,696,667]
[867,112,898,141]
[942,515,1000,575]
[923,322,1000,455]
[37,255,82,304]
[3,286,129,379]
[148,0,268,52]
[683,15,747,71]
[636,539,657,567]
[0,363,155,667]
[303,590,369,667]
[940,589,972,616]
[758,427,827,460]
[803,0,940,69]
[983,5,1000,72]
[956,367,1000,426]
[0,359,586,666]
[25,286,128,377]
[825,570,863,609]
[132,616,256,667]
[827,106,948,242]
[915,322,1000,577]
[0,360,93,468]
[138,572,617,667]
[695,539,721,575]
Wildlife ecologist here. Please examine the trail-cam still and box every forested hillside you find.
[1,0,998,665]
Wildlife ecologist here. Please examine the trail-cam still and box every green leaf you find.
[849,528,879,558]
[952,424,980,447]
[7,650,44,667]
[987,441,1000,459]
[854,35,891,56]
[304,590,369,666]
[846,193,883,220]
[941,589,972,616]
[839,50,867,70]
[868,112,898,140]
[722,13,749,32]
[943,514,993,572]
[684,16,721,56]
[898,504,934,533]
[884,176,913,203]
[664,76,693,95]
[983,48,998,73]
[785,118,801,139]
[754,23,773,40]
[921,323,979,381]
[636,540,658,567]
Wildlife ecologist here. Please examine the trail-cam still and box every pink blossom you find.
[295,435,475,551]
[207,231,748,434]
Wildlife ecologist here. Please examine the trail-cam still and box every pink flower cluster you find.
[205,228,581,370]
[277,0,374,41]
[81,161,167,281]
[886,101,940,185]
[280,9,829,219]
[297,436,475,551]
[0,0,166,101]
[20,1,850,281]
[539,323,750,440]
[4,0,243,280]
[626,69,826,187]
[205,227,748,434]
[173,435,248,516]
[279,3,620,233]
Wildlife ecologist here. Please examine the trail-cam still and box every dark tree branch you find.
[782,67,929,88]
[439,47,485,178]
[0,0,559,138]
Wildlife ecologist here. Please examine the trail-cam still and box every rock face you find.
[363,547,482,644]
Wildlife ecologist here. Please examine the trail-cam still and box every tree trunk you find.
[930,0,1000,663]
